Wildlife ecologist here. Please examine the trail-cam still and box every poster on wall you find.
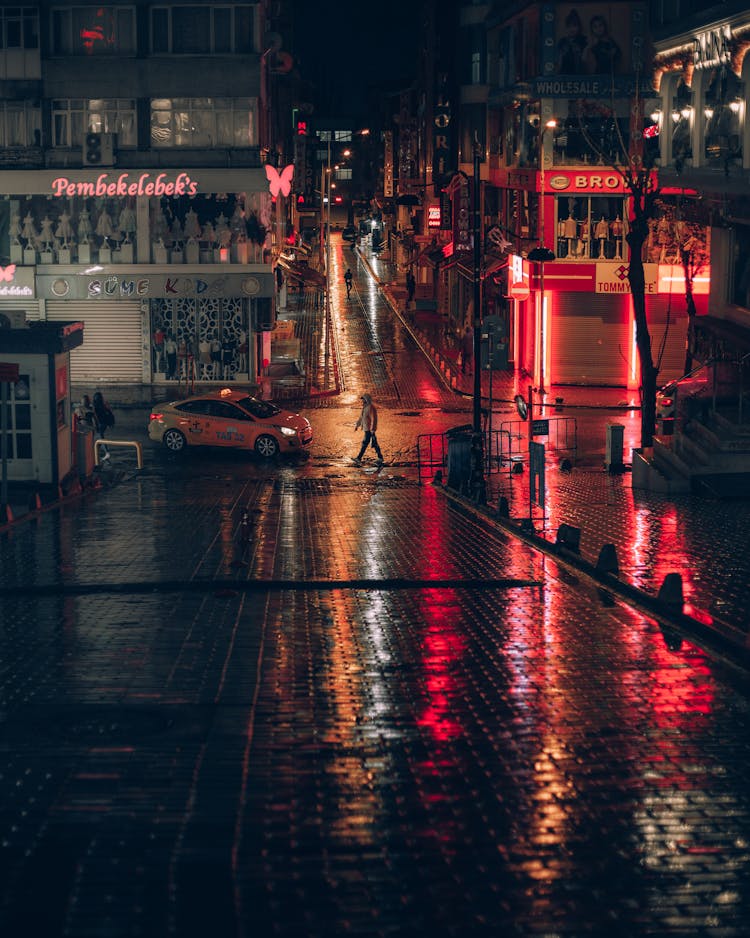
[539,3,648,93]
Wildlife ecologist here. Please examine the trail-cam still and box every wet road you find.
[1,455,750,936]
[1,240,750,936]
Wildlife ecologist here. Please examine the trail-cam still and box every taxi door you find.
[178,400,213,446]
[206,400,253,449]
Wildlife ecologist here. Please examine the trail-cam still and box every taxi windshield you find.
[235,396,281,418]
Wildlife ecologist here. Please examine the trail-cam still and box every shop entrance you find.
[150,297,250,383]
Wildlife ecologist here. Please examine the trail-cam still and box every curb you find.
[436,480,750,673]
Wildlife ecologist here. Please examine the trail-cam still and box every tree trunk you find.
[681,246,697,375]
[627,217,658,448]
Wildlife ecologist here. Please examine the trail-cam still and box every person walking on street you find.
[353,393,384,465]
[344,267,353,298]
[461,325,474,375]
[92,390,115,463]
[406,269,416,305]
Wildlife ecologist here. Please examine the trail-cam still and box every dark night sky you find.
[287,0,421,119]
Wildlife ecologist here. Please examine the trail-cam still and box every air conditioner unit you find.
[82,132,115,166]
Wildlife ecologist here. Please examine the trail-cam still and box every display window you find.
[554,195,628,260]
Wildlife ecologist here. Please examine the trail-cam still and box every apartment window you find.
[1,7,39,49]
[318,131,353,143]
[151,5,254,54]
[151,98,257,147]
[335,167,352,180]
[0,102,41,147]
[52,99,136,147]
[51,6,135,55]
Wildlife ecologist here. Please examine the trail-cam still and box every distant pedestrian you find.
[406,269,416,305]
[92,390,115,463]
[344,267,353,298]
[461,326,474,375]
[353,393,384,465]
[74,394,95,428]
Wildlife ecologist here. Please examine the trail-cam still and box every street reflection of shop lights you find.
[680,106,693,120]
[529,118,557,395]
[704,107,715,120]
[730,99,742,113]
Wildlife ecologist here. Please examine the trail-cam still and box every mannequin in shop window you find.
[578,216,590,257]
[595,216,609,258]
[563,213,578,255]
[237,331,248,374]
[611,214,624,259]
[164,333,177,379]
[199,336,212,378]
[211,336,222,379]
[153,327,166,373]
[657,214,671,263]
[221,334,236,380]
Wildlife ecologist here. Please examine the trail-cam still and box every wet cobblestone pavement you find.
[2,238,750,936]
[1,465,750,937]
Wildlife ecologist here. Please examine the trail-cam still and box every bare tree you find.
[575,93,661,447]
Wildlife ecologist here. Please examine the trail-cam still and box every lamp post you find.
[470,135,486,505]
[528,118,557,395]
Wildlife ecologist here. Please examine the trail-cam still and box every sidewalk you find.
[362,247,750,657]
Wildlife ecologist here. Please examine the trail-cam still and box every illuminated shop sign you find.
[427,205,441,228]
[51,172,199,198]
[38,273,273,300]
[547,172,642,194]
[692,25,732,70]
[0,264,35,297]
[595,263,658,294]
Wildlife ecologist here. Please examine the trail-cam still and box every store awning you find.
[277,257,326,289]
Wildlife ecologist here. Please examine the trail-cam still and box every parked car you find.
[148,388,312,458]
[656,375,708,435]
[342,225,357,242]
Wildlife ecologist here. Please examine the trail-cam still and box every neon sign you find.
[265,164,294,200]
[51,172,198,199]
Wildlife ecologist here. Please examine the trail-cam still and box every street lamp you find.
[528,118,557,395]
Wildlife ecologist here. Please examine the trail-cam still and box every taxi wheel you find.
[163,428,186,453]
[254,434,280,458]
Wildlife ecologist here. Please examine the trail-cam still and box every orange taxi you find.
[148,388,312,458]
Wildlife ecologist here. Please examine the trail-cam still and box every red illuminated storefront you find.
[499,169,711,388]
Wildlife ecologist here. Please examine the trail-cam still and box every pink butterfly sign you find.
[0,265,16,282]
[265,164,294,200]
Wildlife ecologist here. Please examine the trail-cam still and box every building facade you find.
[0,2,284,402]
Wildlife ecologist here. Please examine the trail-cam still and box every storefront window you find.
[555,195,627,260]
[703,66,744,168]
[150,297,251,383]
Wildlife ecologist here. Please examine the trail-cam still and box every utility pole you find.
[471,134,486,505]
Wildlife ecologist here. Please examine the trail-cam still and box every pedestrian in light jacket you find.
[353,393,384,465]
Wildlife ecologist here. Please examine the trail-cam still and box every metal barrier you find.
[417,416,577,486]
[95,439,144,470]
[498,417,577,466]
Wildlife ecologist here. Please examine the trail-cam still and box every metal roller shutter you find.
[647,297,690,384]
[0,299,41,321]
[45,300,143,384]
[552,294,629,386]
